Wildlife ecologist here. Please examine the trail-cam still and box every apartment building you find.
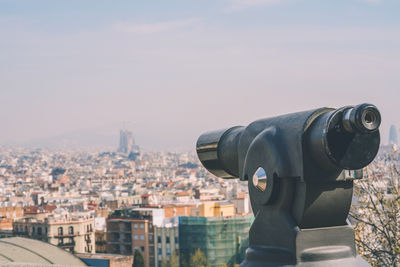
[154,217,179,267]
[13,212,95,254]
[0,206,24,235]
[107,208,164,267]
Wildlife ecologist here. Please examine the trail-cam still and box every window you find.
[87,225,90,232]
[149,234,153,241]
[158,248,162,254]
[38,227,42,235]
[174,237,178,243]
[166,236,170,243]
[58,238,63,245]
[24,226,28,233]
[58,227,63,235]
[140,223,144,229]
[157,236,161,243]
[140,235,144,241]
[134,235,138,240]
[68,226,74,234]
[140,246,145,252]
[134,223,138,229]
[32,227,35,234]
[45,227,48,234]
[166,248,171,255]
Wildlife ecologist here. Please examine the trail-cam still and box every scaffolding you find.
[179,214,253,267]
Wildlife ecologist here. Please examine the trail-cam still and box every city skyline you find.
[1,0,399,150]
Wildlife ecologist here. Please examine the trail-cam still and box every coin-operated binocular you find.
[196,104,381,267]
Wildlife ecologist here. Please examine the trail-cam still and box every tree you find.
[189,248,208,267]
[161,251,179,267]
[133,249,145,267]
[161,259,168,267]
[350,149,400,266]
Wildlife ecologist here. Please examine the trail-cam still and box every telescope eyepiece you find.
[342,103,381,133]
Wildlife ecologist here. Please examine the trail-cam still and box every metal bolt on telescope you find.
[196,103,381,267]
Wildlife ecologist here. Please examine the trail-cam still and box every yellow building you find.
[214,202,235,217]
[191,202,235,217]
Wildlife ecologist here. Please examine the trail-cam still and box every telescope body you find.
[196,104,380,267]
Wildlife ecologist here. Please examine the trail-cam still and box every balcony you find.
[85,235,92,243]
[120,222,131,232]
[54,233,76,238]
[107,244,121,254]
[58,241,75,248]
[120,227,131,233]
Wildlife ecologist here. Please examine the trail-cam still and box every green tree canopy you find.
[161,251,179,267]
[189,249,208,267]
[161,253,179,267]
[133,249,145,267]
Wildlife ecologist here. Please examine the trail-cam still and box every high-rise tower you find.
[389,125,398,145]
[118,130,133,153]
[118,130,140,154]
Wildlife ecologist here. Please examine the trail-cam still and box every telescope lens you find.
[362,108,380,131]
[341,103,381,133]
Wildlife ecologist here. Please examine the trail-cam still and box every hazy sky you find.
[1,0,399,150]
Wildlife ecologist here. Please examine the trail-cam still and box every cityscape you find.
[0,124,399,267]
[1,1,399,266]
[0,129,253,267]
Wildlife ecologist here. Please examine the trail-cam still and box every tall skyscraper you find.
[389,125,398,145]
[118,130,139,154]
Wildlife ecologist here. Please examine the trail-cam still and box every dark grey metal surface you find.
[196,103,381,267]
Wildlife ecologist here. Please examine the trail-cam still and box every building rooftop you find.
[109,208,152,220]
[0,237,87,266]
[75,253,133,260]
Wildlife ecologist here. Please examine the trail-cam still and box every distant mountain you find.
[20,129,118,150]
[3,123,195,151]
